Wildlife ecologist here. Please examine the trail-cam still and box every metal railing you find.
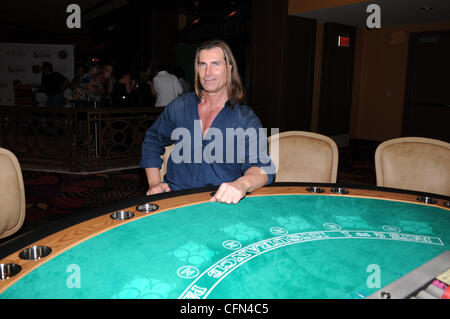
[0,105,163,172]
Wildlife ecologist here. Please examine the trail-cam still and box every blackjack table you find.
[1,183,449,299]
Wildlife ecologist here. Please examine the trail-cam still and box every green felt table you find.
[1,185,449,299]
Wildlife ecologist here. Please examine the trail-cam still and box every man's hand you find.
[210,180,248,204]
[145,167,170,195]
[209,179,247,204]
[146,182,171,195]
[210,167,269,205]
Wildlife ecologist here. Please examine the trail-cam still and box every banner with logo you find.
[0,42,74,106]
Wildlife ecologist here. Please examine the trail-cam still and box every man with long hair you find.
[141,40,274,204]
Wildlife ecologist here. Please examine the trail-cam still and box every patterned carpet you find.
[0,139,380,244]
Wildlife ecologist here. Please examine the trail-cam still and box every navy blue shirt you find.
[141,92,275,191]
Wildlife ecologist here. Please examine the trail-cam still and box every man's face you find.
[198,47,230,95]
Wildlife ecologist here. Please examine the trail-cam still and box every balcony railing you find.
[0,105,163,172]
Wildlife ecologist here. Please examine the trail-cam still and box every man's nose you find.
[204,64,212,76]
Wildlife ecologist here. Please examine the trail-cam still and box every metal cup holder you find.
[0,263,21,280]
[306,186,325,193]
[110,210,134,221]
[136,203,159,213]
[380,291,391,299]
[19,245,52,260]
[417,196,437,205]
[330,187,349,195]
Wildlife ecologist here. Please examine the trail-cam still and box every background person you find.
[80,62,105,107]
[40,62,68,107]
[111,65,136,107]
[152,62,183,107]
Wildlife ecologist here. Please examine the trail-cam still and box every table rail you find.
[0,184,448,294]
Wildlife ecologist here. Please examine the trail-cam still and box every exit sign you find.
[338,36,350,47]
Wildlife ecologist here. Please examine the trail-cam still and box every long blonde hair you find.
[194,39,247,105]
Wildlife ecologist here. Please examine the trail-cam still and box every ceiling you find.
[0,0,248,34]
[0,0,128,33]
[3,0,447,36]
[292,0,450,29]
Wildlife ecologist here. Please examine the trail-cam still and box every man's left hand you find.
[210,180,248,204]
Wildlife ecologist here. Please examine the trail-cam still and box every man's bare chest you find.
[198,105,223,136]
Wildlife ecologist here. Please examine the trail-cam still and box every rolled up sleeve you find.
[239,115,276,185]
[140,104,176,168]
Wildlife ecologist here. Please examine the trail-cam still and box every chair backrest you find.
[160,144,175,182]
[0,147,26,239]
[268,131,339,183]
[375,137,450,196]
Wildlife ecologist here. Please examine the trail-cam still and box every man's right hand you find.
[146,182,171,195]
[145,167,170,195]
